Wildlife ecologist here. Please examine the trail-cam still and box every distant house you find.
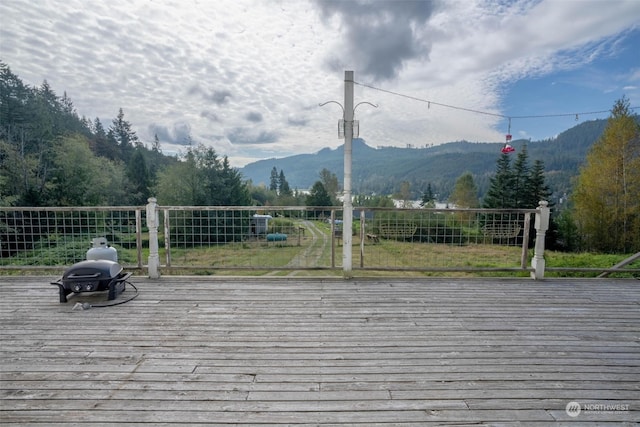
[250,214,272,235]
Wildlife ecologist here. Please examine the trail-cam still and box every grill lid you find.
[62,259,123,281]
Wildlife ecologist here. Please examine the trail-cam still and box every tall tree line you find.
[483,144,551,210]
[480,96,640,253]
[0,62,250,207]
[572,96,640,252]
[481,144,555,247]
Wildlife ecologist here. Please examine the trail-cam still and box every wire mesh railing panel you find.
[160,207,340,270]
[1,205,538,273]
[356,208,534,271]
[0,207,143,269]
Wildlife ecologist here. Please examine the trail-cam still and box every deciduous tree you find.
[155,144,250,206]
[319,168,339,204]
[50,135,111,205]
[572,96,640,252]
[449,172,479,209]
[395,181,412,208]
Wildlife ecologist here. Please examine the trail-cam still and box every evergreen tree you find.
[305,181,332,207]
[572,96,640,252]
[525,158,555,248]
[198,144,223,205]
[21,81,65,204]
[152,134,162,153]
[0,62,29,134]
[269,166,279,192]
[0,139,22,205]
[59,91,89,136]
[512,144,530,208]
[126,148,152,205]
[221,156,251,206]
[92,118,104,147]
[483,154,514,208]
[33,81,61,141]
[484,145,551,210]
[92,117,119,160]
[528,159,551,206]
[278,169,292,196]
[109,108,140,159]
[420,183,435,207]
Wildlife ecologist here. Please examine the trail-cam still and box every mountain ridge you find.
[240,119,609,199]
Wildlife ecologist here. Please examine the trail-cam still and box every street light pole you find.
[320,72,376,278]
[343,71,354,278]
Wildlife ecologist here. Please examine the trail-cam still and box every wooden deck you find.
[1,276,638,426]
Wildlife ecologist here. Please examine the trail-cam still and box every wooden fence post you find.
[531,200,550,279]
[146,197,161,279]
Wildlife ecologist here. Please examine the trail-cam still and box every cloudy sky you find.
[2,0,639,166]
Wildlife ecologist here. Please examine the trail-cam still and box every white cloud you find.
[1,0,638,166]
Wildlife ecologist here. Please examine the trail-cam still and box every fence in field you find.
[1,199,553,278]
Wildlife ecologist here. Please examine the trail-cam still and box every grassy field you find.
[154,238,638,278]
[1,217,637,278]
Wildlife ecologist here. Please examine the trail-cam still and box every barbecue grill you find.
[51,260,132,303]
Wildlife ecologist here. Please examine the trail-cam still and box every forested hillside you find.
[1,62,172,206]
[1,62,249,207]
[241,119,608,201]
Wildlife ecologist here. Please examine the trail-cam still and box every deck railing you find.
[0,206,144,270]
[1,199,551,278]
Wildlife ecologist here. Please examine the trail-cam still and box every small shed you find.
[250,214,272,235]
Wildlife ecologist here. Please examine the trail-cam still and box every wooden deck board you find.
[1,276,639,425]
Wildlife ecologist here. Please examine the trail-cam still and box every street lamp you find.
[320,71,377,277]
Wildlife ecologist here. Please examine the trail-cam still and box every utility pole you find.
[343,71,354,277]
[320,71,376,278]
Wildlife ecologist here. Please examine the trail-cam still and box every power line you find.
[355,81,504,118]
[354,81,638,121]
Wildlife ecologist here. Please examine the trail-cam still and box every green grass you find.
[544,251,640,278]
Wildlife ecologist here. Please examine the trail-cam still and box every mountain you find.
[240,119,609,200]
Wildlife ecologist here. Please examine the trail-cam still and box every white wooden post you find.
[531,200,550,279]
[146,197,161,279]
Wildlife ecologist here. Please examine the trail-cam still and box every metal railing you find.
[154,205,535,271]
[1,200,552,278]
[0,206,144,270]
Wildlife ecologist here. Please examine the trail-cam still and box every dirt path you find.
[265,220,332,276]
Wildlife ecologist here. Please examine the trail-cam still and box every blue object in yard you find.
[266,233,287,242]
